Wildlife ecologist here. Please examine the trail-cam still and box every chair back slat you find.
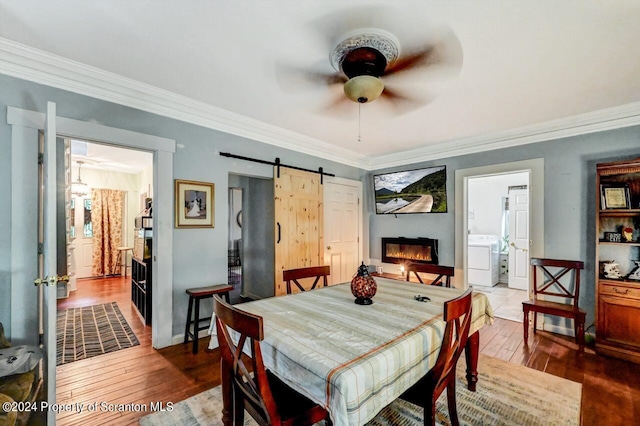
[283,265,330,294]
[214,295,280,425]
[406,263,454,287]
[531,258,584,308]
[524,257,587,353]
[398,288,472,425]
[432,288,473,395]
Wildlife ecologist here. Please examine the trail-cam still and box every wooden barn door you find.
[274,167,324,296]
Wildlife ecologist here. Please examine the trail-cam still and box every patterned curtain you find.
[91,189,125,276]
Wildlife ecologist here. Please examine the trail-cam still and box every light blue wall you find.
[367,127,640,328]
[4,72,639,339]
[0,74,365,339]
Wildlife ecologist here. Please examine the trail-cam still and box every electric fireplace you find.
[381,237,439,265]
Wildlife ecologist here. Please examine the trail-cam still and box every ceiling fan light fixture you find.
[343,75,384,103]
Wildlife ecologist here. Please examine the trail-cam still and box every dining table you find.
[212,277,494,426]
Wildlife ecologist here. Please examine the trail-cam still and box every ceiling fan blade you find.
[380,86,437,114]
[385,49,432,74]
[315,91,358,119]
[385,25,463,78]
[275,62,346,93]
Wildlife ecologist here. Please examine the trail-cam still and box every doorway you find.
[9,104,175,416]
[466,172,529,322]
[454,158,545,323]
[229,173,275,300]
[228,187,243,299]
[67,139,153,282]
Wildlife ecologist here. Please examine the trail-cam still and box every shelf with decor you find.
[598,241,640,247]
[595,157,640,364]
[131,226,152,325]
[599,209,640,216]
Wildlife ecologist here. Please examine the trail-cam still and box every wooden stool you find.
[115,246,133,276]
[184,284,233,354]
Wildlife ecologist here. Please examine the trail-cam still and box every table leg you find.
[464,330,479,391]
[221,358,233,426]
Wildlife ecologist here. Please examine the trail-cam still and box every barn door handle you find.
[277,222,281,244]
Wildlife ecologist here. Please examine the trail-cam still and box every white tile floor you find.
[474,283,527,323]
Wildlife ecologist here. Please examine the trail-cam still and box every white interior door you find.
[324,178,362,284]
[42,101,59,423]
[70,195,94,278]
[508,188,530,290]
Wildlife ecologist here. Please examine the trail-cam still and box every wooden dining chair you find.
[522,258,586,353]
[213,295,331,426]
[397,288,473,426]
[283,265,330,294]
[406,263,455,287]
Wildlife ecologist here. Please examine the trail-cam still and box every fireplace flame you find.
[386,248,432,261]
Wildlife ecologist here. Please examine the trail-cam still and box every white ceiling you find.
[2,1,640,170]
[70,139,152,174]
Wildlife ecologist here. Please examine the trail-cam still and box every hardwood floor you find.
[53,276,640,425]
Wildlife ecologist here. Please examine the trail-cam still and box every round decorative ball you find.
[351,262,377,305]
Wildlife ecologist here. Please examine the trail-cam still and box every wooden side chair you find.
[395,288,473,426]
[283,265,330,294]
[406,263,455,287]
[522,258,586,353]
[214,295,331,426]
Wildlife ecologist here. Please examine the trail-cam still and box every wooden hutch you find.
[595,158,640,363]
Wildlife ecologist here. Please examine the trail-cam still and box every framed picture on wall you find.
[600,183,630,210]
[175,179,215,228]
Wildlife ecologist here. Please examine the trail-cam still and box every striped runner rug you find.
[56,302,139,365]
[140,354,582,426]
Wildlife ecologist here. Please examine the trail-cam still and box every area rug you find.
[140,354,582,426]
[56,302,139,365]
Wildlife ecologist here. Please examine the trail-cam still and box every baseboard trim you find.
[542,322,575,338]
[171,328,212,346]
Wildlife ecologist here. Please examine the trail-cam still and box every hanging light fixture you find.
[71,161,89,197]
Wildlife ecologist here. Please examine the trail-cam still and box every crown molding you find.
[0,38,369,169]
[368,101,640,170]
[2,38,639,173]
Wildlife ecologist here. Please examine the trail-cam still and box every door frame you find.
[455,158,544,291]
[8,106,176,349]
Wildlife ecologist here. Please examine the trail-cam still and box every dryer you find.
[467,234,500,287]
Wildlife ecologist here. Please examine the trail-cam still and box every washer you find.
[467,234,499,287]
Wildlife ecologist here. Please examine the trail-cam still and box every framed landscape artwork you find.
[175,179,215,228]
[373,166,447,214]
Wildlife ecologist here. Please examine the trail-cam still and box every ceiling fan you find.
[278,7,463,115]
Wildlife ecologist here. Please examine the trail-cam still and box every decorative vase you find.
[351,262,377,305]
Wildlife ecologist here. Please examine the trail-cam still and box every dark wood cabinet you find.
[131,227,152,325]
[595,158,640,363]
[131,257,152,325]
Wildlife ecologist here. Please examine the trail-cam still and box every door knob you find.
[509,242,527,252]
[327,246,331,250]
[34,275,68,287]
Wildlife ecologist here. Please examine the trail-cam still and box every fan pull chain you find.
[358,103,361,142]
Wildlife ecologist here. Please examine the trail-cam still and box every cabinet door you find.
[598,295,640,348]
